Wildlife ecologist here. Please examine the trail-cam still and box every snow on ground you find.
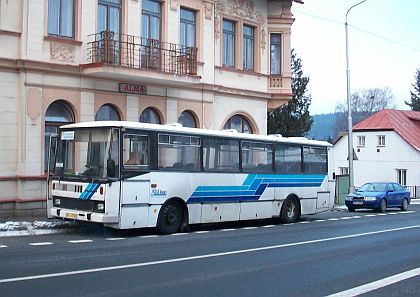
[0,220,77,237]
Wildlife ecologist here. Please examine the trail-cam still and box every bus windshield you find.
[53,128,120,180]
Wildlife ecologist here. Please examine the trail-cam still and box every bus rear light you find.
[99,187,104,195]
[151,183,157,188]
[52,183,56,190]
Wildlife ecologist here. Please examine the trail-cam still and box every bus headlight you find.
[97,203,105,212]
[54,198,61,206]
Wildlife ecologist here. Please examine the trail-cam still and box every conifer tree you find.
[405,68,420,111]
[268,50,312,136]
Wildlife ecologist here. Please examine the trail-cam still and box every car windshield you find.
[357,183,386,192]
[53,128,120,180]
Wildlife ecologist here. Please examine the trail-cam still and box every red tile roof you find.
[353,109,420,151]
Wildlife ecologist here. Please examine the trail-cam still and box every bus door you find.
[46,135,57,219]
[120,133,151,228]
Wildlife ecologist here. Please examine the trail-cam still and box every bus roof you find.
[61,121,332,147]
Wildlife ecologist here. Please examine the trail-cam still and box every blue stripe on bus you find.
[195,185,250,192]
[191,190,257,197]
[255,183,268,196]
[187,174,326,204]
[188,196,260,203]
[267,182,322,188]
[79,183,100,200]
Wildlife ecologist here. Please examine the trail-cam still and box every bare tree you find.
[334,87,396,137]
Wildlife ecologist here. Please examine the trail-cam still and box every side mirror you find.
[107,159,116,178]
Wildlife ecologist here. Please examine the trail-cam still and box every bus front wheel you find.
[157,201,184,234]
[280,196,300,223]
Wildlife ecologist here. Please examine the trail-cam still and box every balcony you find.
[83,31,199,84]
[269,75,283,88]
[267,74,292,111]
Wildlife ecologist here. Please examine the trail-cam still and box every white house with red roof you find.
[334,109,420,196]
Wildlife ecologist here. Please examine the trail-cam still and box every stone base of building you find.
[0,200,47,220]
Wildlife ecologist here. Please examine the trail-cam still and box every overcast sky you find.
[291,0,420,115]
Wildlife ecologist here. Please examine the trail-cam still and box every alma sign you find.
[119,83,147,94]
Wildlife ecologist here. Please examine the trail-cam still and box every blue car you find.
[345,182,410,213]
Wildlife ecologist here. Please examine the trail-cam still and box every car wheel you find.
[348,207,355,212]
[157,201,183,235]
[280,197,300,223]
[401,198,409,211]
[378,199,387,213]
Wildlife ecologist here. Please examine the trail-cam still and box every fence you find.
[87,31,198,76]
[406,185,420,199]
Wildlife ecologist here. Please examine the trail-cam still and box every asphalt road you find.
[2,205,420,297]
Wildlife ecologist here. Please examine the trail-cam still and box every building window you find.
[339,167,349,175]
[45,101,74,171]
[48,0,74,37]
[397,169,407,185]
[222,19,235,67]
[180,8,195,49]
[377,135,386,146]
[223,115,252,134]
[142,0,161,41]
[178,111,196,128]
[270,33,281,74]
[357,136,365,147]
[243,25,254,70]
[140,107,161,124]
[95,104,120,121]
[98,0,121,35]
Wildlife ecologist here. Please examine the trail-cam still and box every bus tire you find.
[280,196,300,223]
[157,201,184,234]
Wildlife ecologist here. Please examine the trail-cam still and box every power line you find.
[349,25,420,52]
[293,9,420,53]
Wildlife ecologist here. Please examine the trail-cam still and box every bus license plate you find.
[353,201,363,205]
[65,213,77,219]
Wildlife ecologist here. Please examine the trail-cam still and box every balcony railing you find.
[87,31,198,76]
[269,75,283,88]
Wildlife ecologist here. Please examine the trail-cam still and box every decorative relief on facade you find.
[170,0,179,11]
[203,2,213,20]
[214,0,267,49]
[50,42,75,63]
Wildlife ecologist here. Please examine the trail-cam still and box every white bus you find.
[48,121,334,234]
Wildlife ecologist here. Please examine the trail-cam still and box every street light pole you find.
[345,0,367,192]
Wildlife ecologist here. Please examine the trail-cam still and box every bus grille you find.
[52,196,103,212]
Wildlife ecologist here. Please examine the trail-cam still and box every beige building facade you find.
[0,0,298,216]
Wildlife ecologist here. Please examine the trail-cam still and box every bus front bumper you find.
[51,207,119,223]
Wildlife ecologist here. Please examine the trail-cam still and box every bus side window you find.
[275,144,302,174]
[123,134,149,167]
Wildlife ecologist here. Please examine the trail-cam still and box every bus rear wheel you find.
[280,196,300,223]
[157,201,184,234]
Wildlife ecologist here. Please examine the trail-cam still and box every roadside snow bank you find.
[0,220,77,237]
